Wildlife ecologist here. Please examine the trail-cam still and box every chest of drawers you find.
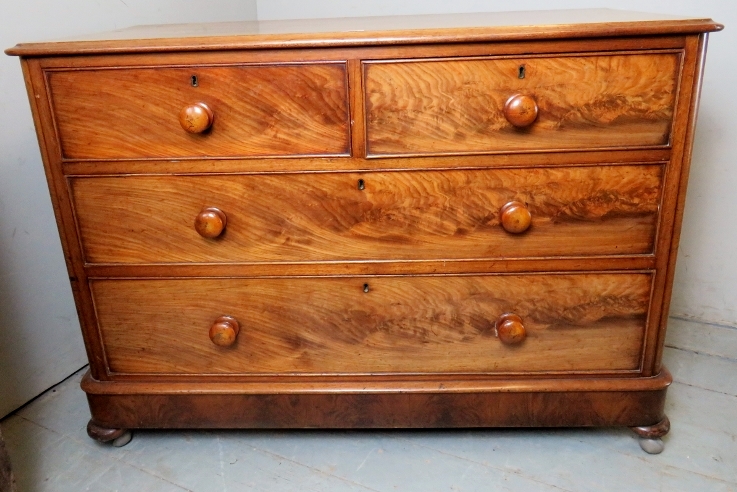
[7,9,721,453]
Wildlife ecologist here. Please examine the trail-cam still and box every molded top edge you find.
[6,9,723,57]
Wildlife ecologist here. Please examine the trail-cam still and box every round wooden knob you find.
[500,201,531,234]
[209,315,240,347]
[179,102,214,134]
[503,94,538,128]
[195,207,227,238]
[495,313,526,345]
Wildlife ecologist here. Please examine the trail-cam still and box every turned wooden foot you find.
[630,416,670,454]
[86,420,132,447]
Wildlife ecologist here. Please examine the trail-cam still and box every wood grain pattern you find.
[650,34,710,375]
[365,53,680,155]
[47,63,350,159]
[91,273,652,375]
[84,385,669,429]
[32,36,690,70]
[81,366,673,430]
[61,152,672,176]
[5,9,721,56]
[20,59,113,379]
[71,165,663,264]
[84,257,656,279]
[6,13,718,438]
[84,367,672,392]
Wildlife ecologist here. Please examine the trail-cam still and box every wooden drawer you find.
[91,273,651,375]
[47,63,350,159]
[364,52,679,156]
[70,164,662,264]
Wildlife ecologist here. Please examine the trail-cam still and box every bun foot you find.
[630,415,670,454]
[87,420,132,447]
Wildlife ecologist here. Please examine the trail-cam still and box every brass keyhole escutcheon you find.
[358,179,365,190]
[363,283,370,293]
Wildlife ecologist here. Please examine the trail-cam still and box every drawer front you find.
[92,273,651,375]
[365,53,679,156]
[47,64,350,159]
[71,165,662,264]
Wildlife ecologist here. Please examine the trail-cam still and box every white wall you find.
[260,0,737,326]
[0,0,258,418]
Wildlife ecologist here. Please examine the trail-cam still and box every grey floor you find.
[2,317,736,492]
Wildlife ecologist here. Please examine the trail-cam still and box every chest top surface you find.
[5,9,722,57]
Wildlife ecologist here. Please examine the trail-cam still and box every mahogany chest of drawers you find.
[7,9,721,453]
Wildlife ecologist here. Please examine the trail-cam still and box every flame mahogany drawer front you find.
[91,273,651,376]
[46,63,351,159]
[364,52,680,157]
[8,10,721,449]
[70,164,663,264]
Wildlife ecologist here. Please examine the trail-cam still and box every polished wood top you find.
[5,9,722,56]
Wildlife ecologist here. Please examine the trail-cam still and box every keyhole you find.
[363,283,369,293]
[357,179,365,190]
[518,65,526,79]
[191,75,198,87]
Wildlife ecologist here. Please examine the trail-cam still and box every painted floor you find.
[2,316,736,491]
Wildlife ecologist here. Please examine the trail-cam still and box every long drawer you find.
[47,63,350,159]
[70,165,663,264]
[91,273,651,376]
[364,52,679,156]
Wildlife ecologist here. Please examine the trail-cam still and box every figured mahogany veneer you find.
[82,370,672,430]
[7,10,721,446]
[364,53,679,156]
[47,64,350,159]
[91,273,651,375]
[70,165,662,264]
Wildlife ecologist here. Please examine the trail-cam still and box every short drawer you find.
[70,164,662,264]
[47,63,350,159]
[364,52,679,156]
[91,273,651,375]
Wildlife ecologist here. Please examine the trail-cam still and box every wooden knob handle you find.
[209,315,240,347]
[495,313,526,345]
[195,207,227,238]
[503,94,538,128]
[500,201,531,234]
[179,102,213,133]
